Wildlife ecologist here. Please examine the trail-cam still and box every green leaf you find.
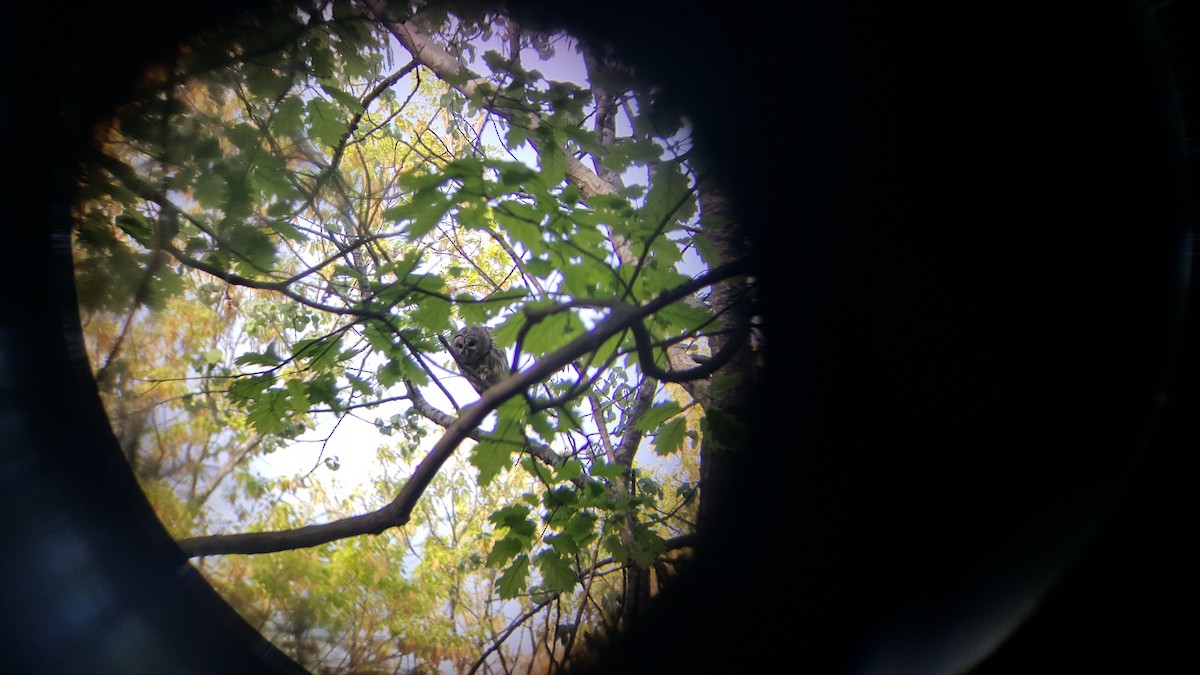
[527,409,556,443]
[456,201,489,230]
[590,461,624,482]
[347,374,373,396]
[382,192,452,239]
[635,400,681,432]
[553,459,583,483]
[628,524,667,568]
[228,373,274,403]
[647,233,683,268]
[495,160,539,188]
[272,96,305,136]
[693,231,724,266]
[546,533,577,556]
[523,257,554,277]
[536,132,566,185]
[493,200,547,252]
[191,138,221,163]
[600,138,664,172]
[709,372,740,399]
[489,503,533,532]
[535,550,577,594]
[546,485,580,510]
[245,65,290,99]
[505,124,530,153]
[270,219,307,242]
[601,533,627,563]
[398,168,452,192]
[496,554,530,599]
[114,212,154,248]
[227,225,277,272]
[489,309,526,349]
[251,158,299,201]
[306,98,348,147]
[444,156,485,183]
[284,378,310,413]
[652,417,688,456]
[633,265,691,299]
[377,359,402,387]
[637,476,662,497]
[394,350,428,385]
[520,456,554,483]
[291,334,343,370]
[362,321,396,353]
[472,439,516,486]
[486,536,525,567]
[245,389,291,436]
[454,294,488,325]
[143,265,183,310]
[640,162,693,230]
[320,83,365,114]
[226,123,262,152]
[409,296,453,334]
[494,396,528,439]
[192,172,229,209]
[522,309,585,356]
[561,511,598,544]
[560,125,602,156]
[652,299,712,338]
[560,257,614,297]
[481,49,509,72]
[305,375,340,410]
[702,408,745,452]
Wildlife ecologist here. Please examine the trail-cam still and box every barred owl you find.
[450,325,508,394]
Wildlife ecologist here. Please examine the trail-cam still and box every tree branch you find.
[362,0,618,200]
[406,380,567,471]
[177,259,749,556]
[613,376,656,466]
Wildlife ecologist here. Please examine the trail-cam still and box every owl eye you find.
[467,338,477,347]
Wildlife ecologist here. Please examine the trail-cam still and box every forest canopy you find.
[73,0,759,671]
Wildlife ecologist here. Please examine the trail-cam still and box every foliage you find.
[73,0,751,671]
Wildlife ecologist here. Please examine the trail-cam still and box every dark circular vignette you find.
[1,1,1196,674]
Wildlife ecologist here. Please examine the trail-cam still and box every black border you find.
[3,2,1196,672]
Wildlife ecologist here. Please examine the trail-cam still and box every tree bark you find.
[693,186,757,536]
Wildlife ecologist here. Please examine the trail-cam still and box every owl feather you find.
[450,325,509,394]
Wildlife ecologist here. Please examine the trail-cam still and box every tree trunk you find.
[693,185,756,536]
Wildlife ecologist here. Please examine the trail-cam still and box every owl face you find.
[452,326,492,364]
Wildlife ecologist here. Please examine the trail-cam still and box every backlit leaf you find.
[635,400,681,432]
[472,439,516,486]
[652,417,688,456]
[535,550,576,594]
[496,554,530,599]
